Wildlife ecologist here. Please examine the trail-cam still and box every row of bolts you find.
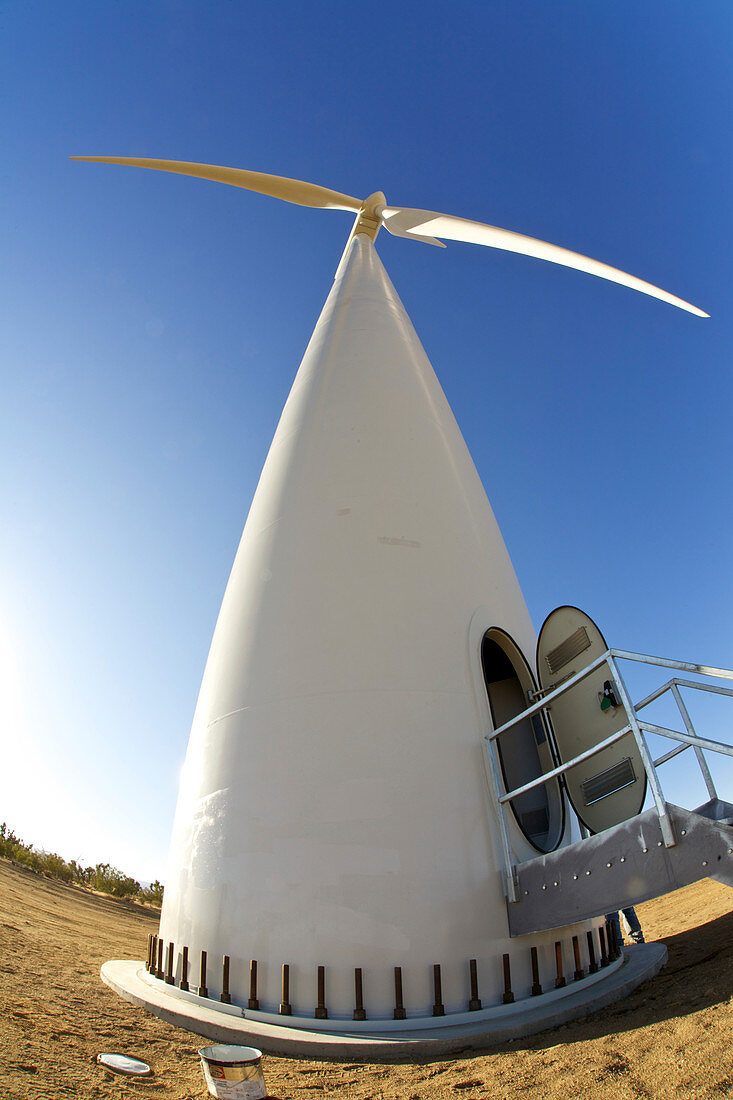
[146,921,621,1020]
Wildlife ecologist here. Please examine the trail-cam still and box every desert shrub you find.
[40,852,75,882]
[68,859,89,885]
[0,822,24,860]
[0,822,160,902]
[140,879,164,906]
[87,862,141,898]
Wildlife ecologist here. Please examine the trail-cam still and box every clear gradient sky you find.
[2,2,732,882]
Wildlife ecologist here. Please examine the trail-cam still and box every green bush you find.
[140,879,164,906]
[0,822,163,905]
[86,862,141,897]
[0,821,24,860]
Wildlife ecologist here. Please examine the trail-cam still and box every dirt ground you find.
[1,858,732,1100]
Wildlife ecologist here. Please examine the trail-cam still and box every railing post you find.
[671,683,718,800]
[483,737,518,902]
[606,655,676,848]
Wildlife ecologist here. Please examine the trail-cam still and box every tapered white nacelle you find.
[159,234,596,1020]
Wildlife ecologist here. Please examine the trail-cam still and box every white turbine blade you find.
[70,157,363,213]
[376,212,446,248]
[382,206,709,317]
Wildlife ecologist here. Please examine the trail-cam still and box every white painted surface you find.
[160,235,598,1021]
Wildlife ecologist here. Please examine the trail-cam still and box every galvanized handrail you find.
[483,646,733,902]
[634,676,733,799]
[635,676,733,712]
[637,720,733,758]
[609,649,733,681]
[496,724,633,804]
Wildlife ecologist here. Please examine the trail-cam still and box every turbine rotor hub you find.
[352,191,386,240]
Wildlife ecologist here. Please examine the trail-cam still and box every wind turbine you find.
[71,156,707,316]
[75,156,707,1051]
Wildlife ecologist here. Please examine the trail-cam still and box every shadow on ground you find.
[388,908,733,1065]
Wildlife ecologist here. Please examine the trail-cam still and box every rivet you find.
[620,857,626,863]
[702,860,708,867]
[542,884,547,890]
[606,862,612,868]
[658,841,663,847]
[642,848,648,854]
[681,830,687,836]
[553,881,558,887]
[585,870,591,876]
[573,874,578,880]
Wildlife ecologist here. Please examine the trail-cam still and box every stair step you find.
[691,798,733,826]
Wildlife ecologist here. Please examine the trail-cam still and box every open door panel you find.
[536,606,646,834]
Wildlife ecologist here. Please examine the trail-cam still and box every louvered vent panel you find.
[581,757,636,806]
[545,626,591,674]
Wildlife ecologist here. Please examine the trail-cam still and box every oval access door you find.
[482,628,565,853]
[536,606,646,834]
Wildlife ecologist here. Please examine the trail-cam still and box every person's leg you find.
[622,906,645,942]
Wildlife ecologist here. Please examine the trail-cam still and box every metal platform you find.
[507,803,733,937]
[482,644,733,931]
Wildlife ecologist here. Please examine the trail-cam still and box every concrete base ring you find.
[102,943,666,1060]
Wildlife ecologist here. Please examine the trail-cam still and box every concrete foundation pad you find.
[102,943,666,1060]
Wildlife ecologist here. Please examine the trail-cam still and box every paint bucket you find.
[198,1045,266,1100]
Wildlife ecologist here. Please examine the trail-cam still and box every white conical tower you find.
[155,234,603,1024]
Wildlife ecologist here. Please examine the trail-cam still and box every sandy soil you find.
[1,858,732,1100]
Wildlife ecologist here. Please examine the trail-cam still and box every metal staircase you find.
[505,801,733,936]
[481,647,733,935]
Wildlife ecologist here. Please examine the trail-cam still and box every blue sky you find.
[2,1,732,881]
